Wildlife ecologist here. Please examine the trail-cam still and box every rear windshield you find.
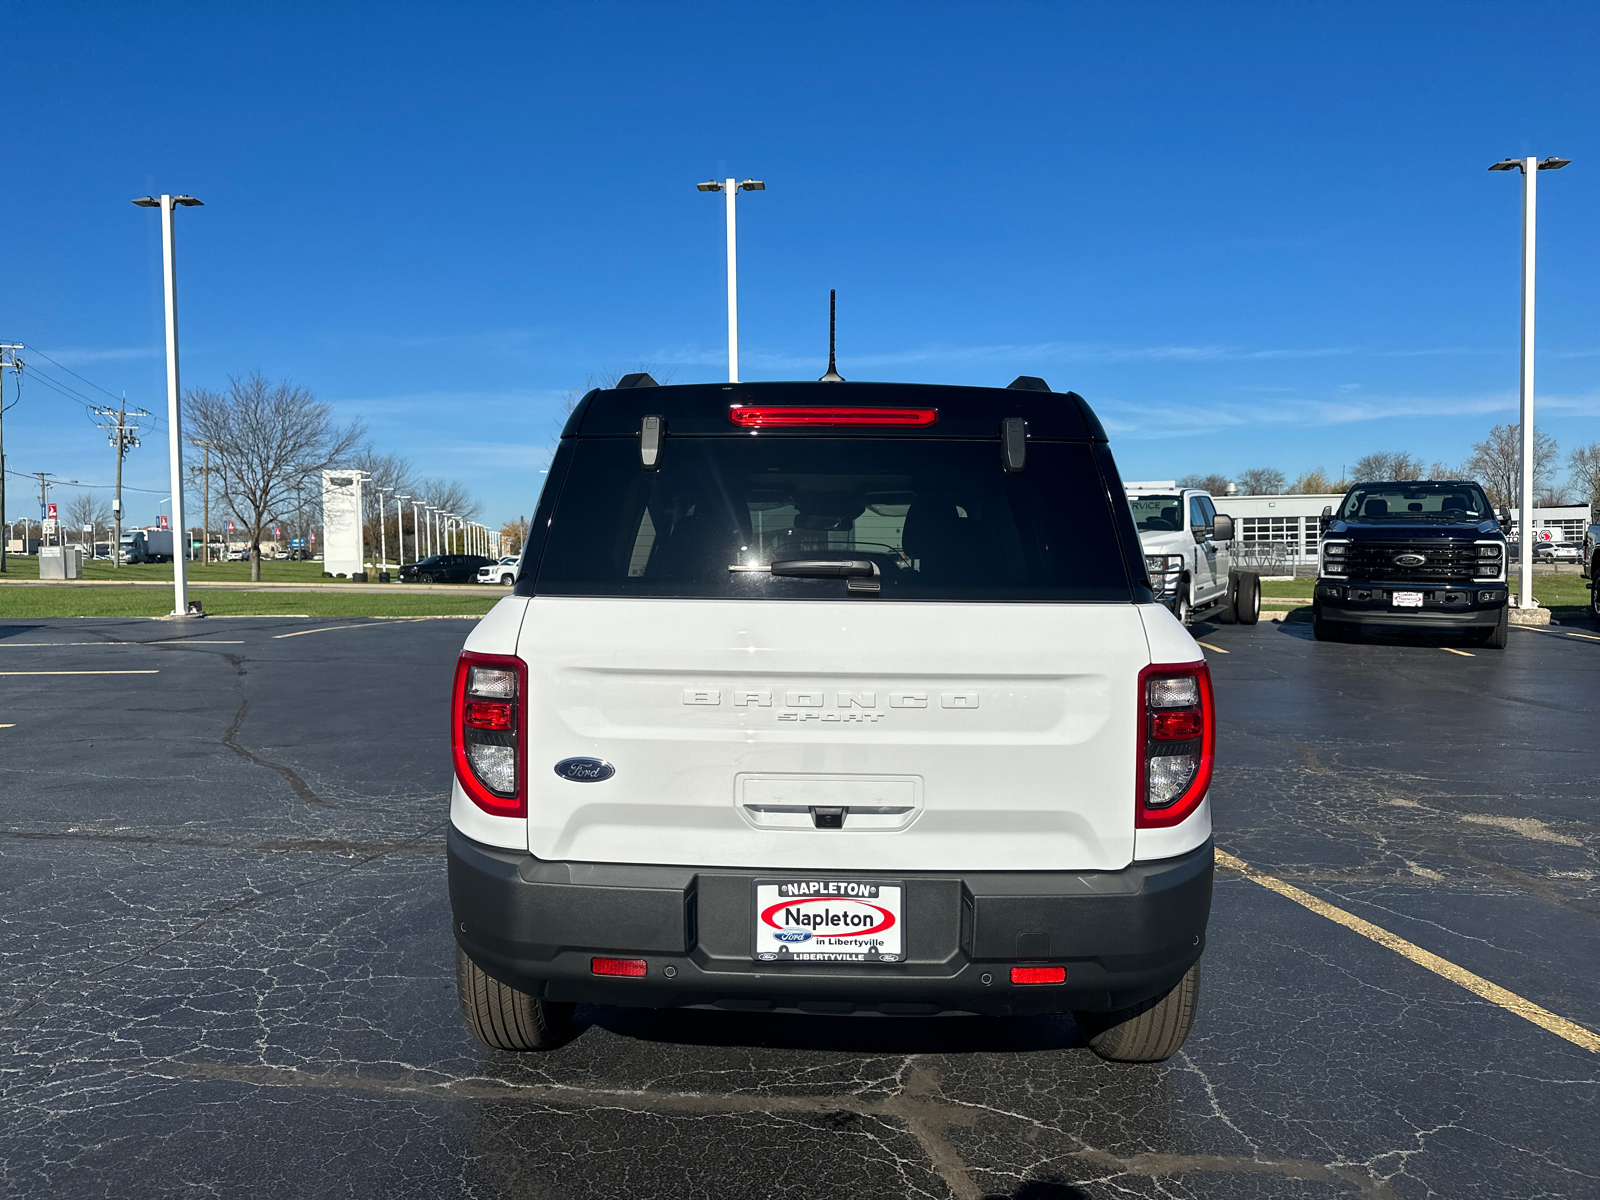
[529,438,1134,602]
[1338,482,1492,523]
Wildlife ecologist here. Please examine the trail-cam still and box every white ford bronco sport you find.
[449,374,1214,1062]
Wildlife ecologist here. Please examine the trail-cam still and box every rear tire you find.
[456,946,575,1051]
[1076,961,1201,1062]
[1235,572,1261,626]
[1216,573,1237,624]
[1479,605,1509,649]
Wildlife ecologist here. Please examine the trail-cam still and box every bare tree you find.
[63,494,111,548]
[185,373,365,581]
[1350,452,1423,482]
[1235,467,1286,496]
[1177,473,1231,496]
[1462,424,1559,513]
[1289,468,1341,494]
[1567,443,1600,515]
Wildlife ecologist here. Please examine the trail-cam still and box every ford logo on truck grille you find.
[554,757,615,783]
[1392,553,1427,567]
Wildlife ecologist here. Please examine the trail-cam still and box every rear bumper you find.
[448,826,1212,1016]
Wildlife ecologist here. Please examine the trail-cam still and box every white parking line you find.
[0,670,159,676]
[272,619,429,639]
[0,641,245,647]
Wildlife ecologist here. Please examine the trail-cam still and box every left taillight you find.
[1136,660,1214,829]
[452,651,526,819]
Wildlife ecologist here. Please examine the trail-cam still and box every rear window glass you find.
[530,438,1133,602]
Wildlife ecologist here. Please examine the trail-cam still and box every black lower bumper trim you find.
[1324,605,1502,627]
[447,827,1212,1017]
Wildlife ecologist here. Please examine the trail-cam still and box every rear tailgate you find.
[519,596,1146,872]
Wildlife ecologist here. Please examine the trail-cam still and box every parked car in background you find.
[1125,485,1259,626]
[475,556,520,585]
[1313,480,1508,647]
[399,553,490,583]
[1533,541,1579,564]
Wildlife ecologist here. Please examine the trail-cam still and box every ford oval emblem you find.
[553,757,615,783]
[1392,553,1427,567]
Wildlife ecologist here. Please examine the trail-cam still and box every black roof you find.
[562,380,1107,441]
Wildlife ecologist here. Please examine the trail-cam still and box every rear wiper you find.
[728,558,881,596]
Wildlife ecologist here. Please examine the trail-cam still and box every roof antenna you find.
[819,289,845,382]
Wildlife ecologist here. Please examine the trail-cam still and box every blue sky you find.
[5,1,1598,527]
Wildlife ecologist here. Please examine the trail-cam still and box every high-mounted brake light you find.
[452,651,527,819]
[1135,661,1214,829]
[728,405,938,429]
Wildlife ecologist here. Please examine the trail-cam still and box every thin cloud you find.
[33,345,162,365]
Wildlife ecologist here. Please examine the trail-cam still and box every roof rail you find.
[615,372,658,389]
[1006,375,1051,392]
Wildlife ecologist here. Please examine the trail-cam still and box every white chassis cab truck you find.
[448,376,1216,1063]
[1125,485,1260,627]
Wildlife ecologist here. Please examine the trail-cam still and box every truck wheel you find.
[1236,572,1261,625]
[1592,579,1600,622]
[1479,606,1509,649]
[1311,603,1343,642]
[456,946,575,1051]
[1216,573,1238,624]
[1075,961,1201,1063]
[1174,577,1192,626]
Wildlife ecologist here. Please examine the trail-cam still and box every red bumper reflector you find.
[591,957,648,978]
[728,405,938,429]
[1010,965,1066,985]
[464,700,513,731]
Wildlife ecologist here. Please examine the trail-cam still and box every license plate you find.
[1392,591,1424,608]
[753,880,904,963]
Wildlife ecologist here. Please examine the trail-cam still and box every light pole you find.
[375,485,392,572]
[395,494,410,565]
[1489,155,1569,611]
[133,193,203,615]
[696,177,765,382]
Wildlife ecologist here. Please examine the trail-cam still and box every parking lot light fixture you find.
[133,191,203,615]
[395,495,410,565]
[1490,154,1570,610]
[697,175,764,383]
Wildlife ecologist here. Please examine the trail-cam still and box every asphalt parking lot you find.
[1,610,1596,1198]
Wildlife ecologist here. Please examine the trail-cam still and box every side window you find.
[1189,496,1209,532]
[1198,496,1218,528]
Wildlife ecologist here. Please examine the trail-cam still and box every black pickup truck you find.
[1312,480,1510,648]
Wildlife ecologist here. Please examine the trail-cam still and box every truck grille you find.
[1340,542,1484,582]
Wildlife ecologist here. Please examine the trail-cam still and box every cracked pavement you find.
[1,613,1596,1198]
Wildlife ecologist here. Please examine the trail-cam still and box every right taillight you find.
[1136,661,1214,828]
[452,651,526,818]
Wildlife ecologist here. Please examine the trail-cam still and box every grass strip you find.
[0,586,498,619]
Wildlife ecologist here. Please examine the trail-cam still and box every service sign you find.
[752,880,903,963]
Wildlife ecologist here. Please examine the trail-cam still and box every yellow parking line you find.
[1565,631,1600,642]
[1196,641,1229,654]
[1217,849,1600,1054]
[1441,647,1475,657]
[0,723,14,728]
[0,670,159,676]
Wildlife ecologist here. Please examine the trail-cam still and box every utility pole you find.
[94,401,149,569]
[189,439,215,564]
[0,344,23,572]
